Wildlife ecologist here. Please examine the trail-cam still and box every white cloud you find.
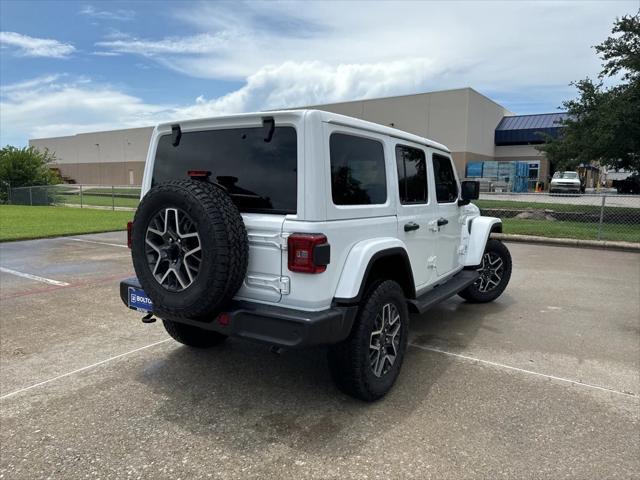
[91,51,121,57]
[0,31,75,58]
[3,1,638,145]
[172,59,449,119]
[0,75,170,145]
[94,0,637,85]
[0,74,64,94]
[96,32,230,56]
[79,5,135,21]
[1,59,452,146]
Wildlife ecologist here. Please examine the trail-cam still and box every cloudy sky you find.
[0,0,636,146]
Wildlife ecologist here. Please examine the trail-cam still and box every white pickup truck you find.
[120,110,512,401]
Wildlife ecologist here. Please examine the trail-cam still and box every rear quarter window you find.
[330,133,387,206]
[152,126,297,214]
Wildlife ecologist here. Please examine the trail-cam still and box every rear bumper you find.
[120,277,357,348]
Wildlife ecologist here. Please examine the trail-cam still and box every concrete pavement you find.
[1,233,638,479]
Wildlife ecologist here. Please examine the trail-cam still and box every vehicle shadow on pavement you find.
[135,296,507,458]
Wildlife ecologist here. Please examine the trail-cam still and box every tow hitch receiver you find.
[141,313,156,324]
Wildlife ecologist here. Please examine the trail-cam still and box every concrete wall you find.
[30,127,153,185]
[50,161,146,186]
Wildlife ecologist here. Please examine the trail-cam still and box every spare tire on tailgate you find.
[131,179,248,319]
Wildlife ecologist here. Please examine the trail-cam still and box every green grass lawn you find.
[476,199,640,214]
[502,218,640,243]
[0,205,133,241]
[55,193,139,208]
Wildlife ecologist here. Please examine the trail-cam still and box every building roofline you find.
[291,86,508,111]
[502,111,568,118]
[29,125,154,143]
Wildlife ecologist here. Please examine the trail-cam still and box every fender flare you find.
[463,216,502,267]
[333,237,415,303]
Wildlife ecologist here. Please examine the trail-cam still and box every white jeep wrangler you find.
[120,110,512,401]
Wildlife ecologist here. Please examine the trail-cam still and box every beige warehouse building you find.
[29,87,561,189]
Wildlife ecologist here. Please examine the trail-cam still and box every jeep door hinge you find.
[427,256,437,269]
[247,232,287,250]
[245,275,290,295]
[458,245,467,255]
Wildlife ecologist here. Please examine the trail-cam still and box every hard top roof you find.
[155,109,450,153]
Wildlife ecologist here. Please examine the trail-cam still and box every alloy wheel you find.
[475,251,504,293]
[144,208,202,292]
[369,303,402,377]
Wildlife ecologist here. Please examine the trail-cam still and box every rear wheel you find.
[328,280,409,402]
[162,319,227,348]
[131,180,248,319]
[459,239,512,303]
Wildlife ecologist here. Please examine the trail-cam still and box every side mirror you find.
[458,180,480,206]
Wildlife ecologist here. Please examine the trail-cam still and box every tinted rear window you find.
[152,126,297,214]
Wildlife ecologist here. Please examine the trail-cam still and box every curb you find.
[491,233,640,253]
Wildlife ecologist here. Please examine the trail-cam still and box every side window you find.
[432,154,458,203]
[396,145,427,204]
[330,133,387,205]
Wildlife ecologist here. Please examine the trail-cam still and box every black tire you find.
[459,239,512,303]
[328,280,409,402]
[162,319,227,348]
[131,180,248,319]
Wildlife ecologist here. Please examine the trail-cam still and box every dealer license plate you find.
[128,287,153,313]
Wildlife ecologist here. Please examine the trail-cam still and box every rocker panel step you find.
[408,270,480,314]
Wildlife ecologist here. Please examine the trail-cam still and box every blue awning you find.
[495,113,568,146]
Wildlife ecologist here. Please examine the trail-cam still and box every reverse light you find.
[287,233,330,274]
[127,221,133,249]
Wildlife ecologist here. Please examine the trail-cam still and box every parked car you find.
[550,171,582,194]
[120,110,512,401]
[612,174,640,194]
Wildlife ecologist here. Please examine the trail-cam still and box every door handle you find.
[404,222,420,232]
[437,218,449,227]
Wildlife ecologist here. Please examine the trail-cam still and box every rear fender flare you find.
[333,238,414,303]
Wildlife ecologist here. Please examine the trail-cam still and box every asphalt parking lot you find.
[1,233,638,479]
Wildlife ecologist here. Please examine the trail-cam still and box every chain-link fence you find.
[8,184,141,211]
[478,192,640,243]
[6,186,640,243]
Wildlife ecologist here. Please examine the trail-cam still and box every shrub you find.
[0,146,60,203]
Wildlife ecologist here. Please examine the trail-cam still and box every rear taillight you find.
[287,233,330,274]
[127,221,133,249]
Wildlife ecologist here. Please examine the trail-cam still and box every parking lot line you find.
[2,338,635,402]
[0,339,171,401]
[68,238,128,248]
[0,267,70,286]
[0,272,132,300]
[409,343,637,399]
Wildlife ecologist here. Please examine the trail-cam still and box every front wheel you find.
[459,239,512,303]
[328,280,409,402]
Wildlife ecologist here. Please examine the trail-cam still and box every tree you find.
[538,12,640,173]
[0,146,60,202]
